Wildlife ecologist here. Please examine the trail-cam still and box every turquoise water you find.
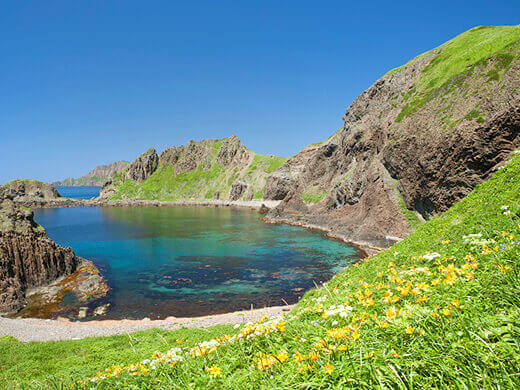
[34,206,362,319]
[56,186,101,199]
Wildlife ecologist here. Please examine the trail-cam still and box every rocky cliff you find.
[265,25,520,248]
[1,179,62,201]
[0,189,79,312]
[0,190,108,314]
[100,136,287,201]
[52,161,130,187]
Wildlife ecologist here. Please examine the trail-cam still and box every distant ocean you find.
[56,186,101,199]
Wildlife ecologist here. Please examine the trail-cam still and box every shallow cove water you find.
[33,206,362,319]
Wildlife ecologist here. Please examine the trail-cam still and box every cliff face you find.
[52,161,130,187]
[265,26,520,248]
[1,180,62,201]
[0,192,79,313]
[100,136,287,201]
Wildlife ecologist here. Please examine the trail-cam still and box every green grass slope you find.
[0,326,233,389]
[109,140,287,201]
[389,25,520,122]
[13,151,514,389]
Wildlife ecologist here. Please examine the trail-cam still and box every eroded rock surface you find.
[265,36,520,248]
[1,180,62,201]
[0,191,108,315]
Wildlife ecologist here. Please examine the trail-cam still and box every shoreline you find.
[0,304,295,342]
[263,216,385,256]
[3,197,379,333]
[15,197,282,210]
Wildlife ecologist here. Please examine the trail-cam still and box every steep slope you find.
[100,135,287,201]
[76,149,520,389]
[52,161,130,187]
[265,25,520,248]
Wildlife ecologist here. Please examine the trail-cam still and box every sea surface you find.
[55,186,101,199]
[33,206,362,319]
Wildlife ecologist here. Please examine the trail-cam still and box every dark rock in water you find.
[1,180,62,201]
[0,197,108,315]
[125,148,159,182]
[230,181,248,201]
[259,204,270,214]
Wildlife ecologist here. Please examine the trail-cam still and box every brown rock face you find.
[230,181,248,201]
[265,41,520,248]
[1,180,62,201]
[125,148,159,182]
[0,197,79,313]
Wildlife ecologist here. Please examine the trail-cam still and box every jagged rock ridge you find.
[101,135,288,201]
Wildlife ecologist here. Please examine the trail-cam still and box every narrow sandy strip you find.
[0,304,294,342]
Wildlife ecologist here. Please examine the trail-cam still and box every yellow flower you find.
[293,352,306,363]
[498,264,511,273]
[364,351,374,359]
[442,240,450,244]
[449,300,460,309]
[379,321,389,329]
[417,295,428,304]
[337,344,348,351]
[277,350,288,362]
[205,366,222,377]
[308,351,320,360]
[390,349,399,358]
[442,308,451,316]
[386,306,398,320]
[323,363,334,375]
[406,325,414,335]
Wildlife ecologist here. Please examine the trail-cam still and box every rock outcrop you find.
[1,180,62,201]
[265,26,520,248]
[0,189,109,314]
[101,136,287,202]
[0,193,77,312]
[124,148,159,182]
[52,161,130,187]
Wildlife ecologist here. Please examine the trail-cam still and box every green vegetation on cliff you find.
[108,137,287,201]
[392,25,520,122]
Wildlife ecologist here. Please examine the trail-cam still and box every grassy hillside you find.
[4,151,515,388]
[108,139,287,201]
[390,25,520,122]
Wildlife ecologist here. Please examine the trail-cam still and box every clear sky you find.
[1,1,519,183]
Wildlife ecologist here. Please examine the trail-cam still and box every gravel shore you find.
[0,304,294,342]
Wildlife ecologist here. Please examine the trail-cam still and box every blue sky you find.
[1,1,519,183]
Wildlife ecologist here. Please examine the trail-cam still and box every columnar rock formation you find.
[0,190,79,313]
